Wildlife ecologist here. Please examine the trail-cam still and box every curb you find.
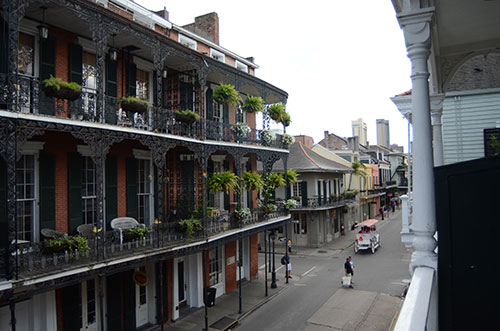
[237,284,288,322]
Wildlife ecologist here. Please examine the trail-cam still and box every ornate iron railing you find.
[7,209,289,278]
[296,197,354,209]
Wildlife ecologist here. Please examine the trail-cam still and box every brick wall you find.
[250,234,258,280]
[182,12,219,45]
[225,241,237,293]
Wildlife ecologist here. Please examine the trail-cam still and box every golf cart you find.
[354,219,380,254]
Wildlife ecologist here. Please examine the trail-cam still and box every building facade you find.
[351,118,368,146]
[376,119,390,148]
[0,1,290,330]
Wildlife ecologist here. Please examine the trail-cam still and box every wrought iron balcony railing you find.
[0,74,287,149]
[295,196,354,209]
[3,208,289,279]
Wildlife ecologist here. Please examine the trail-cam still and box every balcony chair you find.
[110,217,145,244]
[76,224,96,238]
[40,228,68,240]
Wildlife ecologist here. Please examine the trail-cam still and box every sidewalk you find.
[159,210,400,331]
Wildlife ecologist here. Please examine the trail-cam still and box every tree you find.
[347,160,367,191]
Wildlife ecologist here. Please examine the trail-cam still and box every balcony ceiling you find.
[434,0,500,56]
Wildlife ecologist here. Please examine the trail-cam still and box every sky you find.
[136,0,412,151]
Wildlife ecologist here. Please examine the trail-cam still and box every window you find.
[209,247,223,286]
[137,159,152,224]
[210,48,225,63]
[179,34,197,50]
[235,105,246,123]
[18,33,34,75]
[82,52,97,116]
[81,279,97,329]
[136,69,150,101]
[82,156,97,225]
[291,181,302,203]
[235,60,248,73]
[16,155,36,241]
[293,213,307,234]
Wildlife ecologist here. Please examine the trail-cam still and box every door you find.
[135,268,148,328]
[177,260,186,307]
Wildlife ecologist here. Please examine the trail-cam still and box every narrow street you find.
[237,210,409,331]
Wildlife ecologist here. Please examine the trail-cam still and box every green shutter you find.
[127,62,136,97]
[0,159,7,247]
[156,261,169,323]
[68,152,82,235]
[0,16,8,75]
[39,36,56,115]
[223,104,229,124]
[68,43,82,85]
[106,273,122,330]
[323,181,327,203]
[106,55,118,97]
[301,181,308,207]
[105,156,117,230]
[223,160,229,210]
[206,88,214,120]
[123,269,136,330]
[62,284,82,331]
[39,154,56,232]
[126,158,138,220]
[152,71,158,107]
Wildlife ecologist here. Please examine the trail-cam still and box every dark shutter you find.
[39,154,56,232]
[301,181,308,207]
[123,269,136,330]
[39,36,56,115]
[62,284,82,331]
[126,158,138,220]
[68,43,82,85]
[156,262,169,323]
[106,55,118,97]
[105,156,117,230]
[223,160,229,210]
[223,104,229,124]
[0,159,7,247]
[180,81,193,110]
[106,273,122,331]
[323,181,327,203]
[206,88,214,120]
[127,62,136,97]
[68,153,82,235]
[152,71,158,107]
[208,159,214,207]
[161,77,166,108]
[317,181,321,205]
[0,16,8,75]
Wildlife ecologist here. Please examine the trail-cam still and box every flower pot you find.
[175,112,196,124]
[43,85,81,101]
[121,100,148,113]
[42,243,69,254]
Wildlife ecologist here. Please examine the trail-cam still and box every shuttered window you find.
[16,155,36,241]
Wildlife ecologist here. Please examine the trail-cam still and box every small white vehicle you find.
[354,219,380,254]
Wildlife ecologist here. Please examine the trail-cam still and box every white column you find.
[398,7,437,274]
[430,94,445,166]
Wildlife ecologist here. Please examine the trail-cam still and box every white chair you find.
[110,217,145,244]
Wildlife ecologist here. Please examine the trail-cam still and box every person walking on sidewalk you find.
[349,256,355,284]
[344,257,354,288]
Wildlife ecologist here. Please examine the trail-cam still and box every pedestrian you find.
[391,201,395,213]
[396,200,400,209]
[281,254,292,279]
[349,255,355,284]
[344,256,354,288]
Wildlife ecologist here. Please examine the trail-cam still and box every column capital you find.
[397,7,434,48]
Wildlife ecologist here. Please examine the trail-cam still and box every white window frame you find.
[178,34,197,50]
[133,149,154,226]
[80,279,98,331]
[211,155,226,210]
[209,247,223,287]
[235,60,248,73]
[210,48,225,63]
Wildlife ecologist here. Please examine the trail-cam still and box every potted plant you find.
[119,96,149,113]
[234,207,251,220]
[262,203,277,214]
[283,199,297,210]
[283,169,299,184]
[242,171,264,192]
[281,111,291,127]
[43,235,90,256]
[207,171,240,194]
[213,83,240,106]
[175,109,200,124]
[241,96,264,113]
[123,225,151,243]
[42,75,82,101]
[232,123,251,138]
[259,129,274,146]
[281,134,295,146]
[267,103,285,121]
[177,218,203,239]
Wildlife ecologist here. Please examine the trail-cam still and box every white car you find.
[354,219,380,254]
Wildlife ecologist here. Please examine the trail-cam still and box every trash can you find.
[205,287,216,307]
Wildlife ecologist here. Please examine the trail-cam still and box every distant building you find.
[390,144,404,153]
[351,118,368,146]
[376,119,390,148]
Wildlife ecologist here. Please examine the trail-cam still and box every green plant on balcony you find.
[262,203,277,214]
[267,103,285,121]
[213,83,240,106]
[283,169,299,184]
[43,235,89,256]
[280,111,291,127]
[175,109,200,124]
[241,95,264,113]
[232,123,251,137]
[259,129,274,146]
[283,199,297,210]
[124,225,151,243]
[207,171,240,194]
[177,218,203,239]
[242,171,264,192]
[119,96,149,113]
[192,205,215,218]
[42,75,82,101]
[281,134,295,146]
[234,207,251,220]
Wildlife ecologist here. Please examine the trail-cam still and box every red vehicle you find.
[354,219,380,254]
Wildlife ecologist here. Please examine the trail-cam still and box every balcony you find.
[4,208,289,280]
[294,196,354,210]
[0,74,288,150]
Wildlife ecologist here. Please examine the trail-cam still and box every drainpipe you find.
[9,301,16,331]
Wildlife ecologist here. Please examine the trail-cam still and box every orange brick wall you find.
[225,241,237,293]
[250,234,259,280]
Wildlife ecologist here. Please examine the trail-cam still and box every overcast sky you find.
[136,0,412,151]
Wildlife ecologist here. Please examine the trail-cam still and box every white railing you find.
[394,267,438,331]
[400,193,413,248]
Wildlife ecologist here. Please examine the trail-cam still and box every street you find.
[237,210,410,331]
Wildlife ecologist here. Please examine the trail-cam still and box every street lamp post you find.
[270,231,277,288]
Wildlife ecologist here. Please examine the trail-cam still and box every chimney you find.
[182,12,220,45]
[294,135,314,149]
[347,136,359,152]
[324,130,329,139]
[154,7,169,20]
